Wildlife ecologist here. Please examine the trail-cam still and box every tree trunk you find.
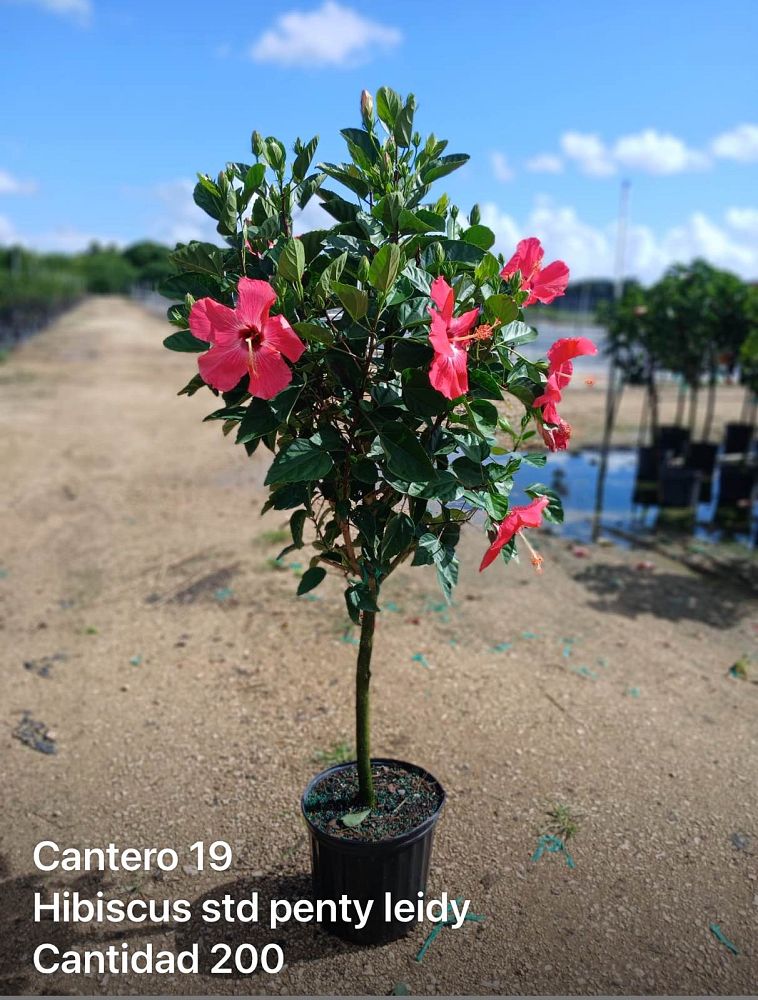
[356,596,377,807]
[675,380,686,426]
[702,364,717,442]
[592,363,624,542]
[687,383,699,439]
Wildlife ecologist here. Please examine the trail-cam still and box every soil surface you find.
[1,297,757,996]
[303,761,443,841]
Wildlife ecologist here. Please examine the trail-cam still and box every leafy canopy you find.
[163,87,563,619]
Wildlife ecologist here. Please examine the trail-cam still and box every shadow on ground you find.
[177,873,364,977]
[571,563,754,627]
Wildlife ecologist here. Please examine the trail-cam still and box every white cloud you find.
[1,0,91,24]
[0,169,37,195]
[711,123,758,163]
[250,1,401,68]
[479,197,758,283]
[613,129,709,174]
[293,197,333,234]
[525,153,563,174]
[490,152,514,183]
[149,179,220,246]
[560,132,616,177]
[725,207,758,237]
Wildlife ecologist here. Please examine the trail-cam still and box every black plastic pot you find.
[717,463,756,505]
[658,466,701,509]
[723,422,753,456]
[655,425,690,458]
[301,758,445,945]
[686,442,718,503]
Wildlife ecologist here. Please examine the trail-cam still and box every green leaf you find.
[500,320,538,347]
[178,373,209,396]
[236,398,279,444]
[264,439,334,485]
[293,321,334,347]
[393,94,416,147]
[402,369,447,419]
[292,135,318,182]
[368,244,402,295]
[379,422,436,482]
[278,238,305,284]
[468,398,499,434]
[170,242,225,278]
[483,295,519,326]
[522,453,547,467]
[242,163,266,203]
[463,225,496,250]
[332,282,368,321]
[525,483,564,523]
[376,86,402,128]
[340,127,379,166]
[297,566,326,596]
[193,175,223,220]
[163,330,208,353]
[420,154,470,184]
[290,509,307,547]
[452,456,486,488]
[392,338,433,372]
[475,253,502,284]
[341,808,371,828]
[412,530,459,602]
[381,513,415,561]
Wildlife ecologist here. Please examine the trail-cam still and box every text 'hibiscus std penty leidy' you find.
[162,87,595,806]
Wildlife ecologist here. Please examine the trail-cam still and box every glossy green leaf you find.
[264,439,334,485]
[278,238,305,283]
[332,282,368,321]
[379,422,436,482]
[297,566,326,595]
[163,330,208,352]
[368,244,402,295]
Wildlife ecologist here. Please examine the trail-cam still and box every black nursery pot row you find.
[301,759,446,945]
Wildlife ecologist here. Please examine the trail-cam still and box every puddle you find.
[512,448,757,549]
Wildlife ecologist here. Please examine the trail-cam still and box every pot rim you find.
[301,757,446,853]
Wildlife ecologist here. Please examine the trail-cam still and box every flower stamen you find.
[518,528,544,574]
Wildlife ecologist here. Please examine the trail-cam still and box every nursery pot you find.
[654,424,690,458]
[658,466,701,509]
[723,421,754,456]
[717,463,756,505]
[301,758,445,945]
[685,442,718,504]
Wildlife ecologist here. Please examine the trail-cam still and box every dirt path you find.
[1,298,757,996]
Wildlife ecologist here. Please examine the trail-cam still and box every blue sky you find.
[1,0,757,281]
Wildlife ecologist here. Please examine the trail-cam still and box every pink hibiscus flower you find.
[500,237,569,307]
[189,279,305,399]
[540,417,572,451]
[546,336,597,389]
[479,495,549,572]
[427,276,480,399]
[534,336,597,449]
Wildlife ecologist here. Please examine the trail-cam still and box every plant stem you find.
[356,585,377,807]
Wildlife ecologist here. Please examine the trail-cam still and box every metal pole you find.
[592,180,630,542]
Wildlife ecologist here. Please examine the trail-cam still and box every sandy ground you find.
[1,297,757,997]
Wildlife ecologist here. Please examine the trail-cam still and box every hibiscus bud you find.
[360,89,374,126]
[470,203,481,226]
[251,131,265,157]
[357,256,371,283]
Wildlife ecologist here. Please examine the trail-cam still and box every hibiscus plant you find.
[163,88,595,807]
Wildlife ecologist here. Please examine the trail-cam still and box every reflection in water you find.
[522,443,757,548]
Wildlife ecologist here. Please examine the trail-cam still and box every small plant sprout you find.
[163,87,595,808]
[545,803,580,842]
